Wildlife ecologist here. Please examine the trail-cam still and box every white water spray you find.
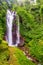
[6,9,20,46]
[30,0,36,4]
[6,10,14,46]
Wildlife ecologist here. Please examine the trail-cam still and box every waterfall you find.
[6,9,20,46]
[16,15,20,46]
[34,0,36,4]
[30,0,36,4]
[6,9,14,46]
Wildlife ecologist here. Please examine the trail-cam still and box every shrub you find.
[0,40,8,51]
[0,40,9,65]
[29,39,43,64]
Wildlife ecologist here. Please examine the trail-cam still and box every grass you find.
[9,47,36,65]
[0,40,36,65]
[0,40,9,65]
[9,47,20,65]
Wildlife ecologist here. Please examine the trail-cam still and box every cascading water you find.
[6,9,20,46]
[6,9,14,46]
[34,0,36,3]
[16,15,20,46]
[30,0,36,4]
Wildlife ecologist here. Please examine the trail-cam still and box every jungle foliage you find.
[0,0,43,65]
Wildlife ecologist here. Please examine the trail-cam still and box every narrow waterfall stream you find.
[16,15,20,46]
[6,10,14,46]
[6,9,20,46]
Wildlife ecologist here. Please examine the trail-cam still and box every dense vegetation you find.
[0,0,43,65]
[9,47,36,65]
[0,40,9,65]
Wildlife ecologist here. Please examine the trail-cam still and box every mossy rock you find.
[0,40,8,51]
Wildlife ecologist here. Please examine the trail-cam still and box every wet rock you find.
[12,22,17,45]
[18,35,25,47]
[3,23,25,46]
